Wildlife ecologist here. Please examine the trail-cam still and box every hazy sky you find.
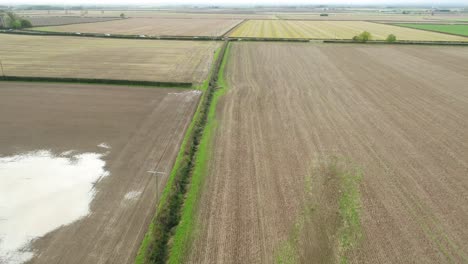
[1,0,467,6]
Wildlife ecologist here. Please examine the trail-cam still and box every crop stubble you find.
[230,20,468,41]
[0,34,220,84]
[188,43,468,263]
[0,82,201,263]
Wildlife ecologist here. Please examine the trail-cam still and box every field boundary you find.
[28,17,123,27]
[3,28,467,45]
[227,36,311,42]
[134,40,228,264]
[0,76,192,88]
[323,39,468,46]
[222,18,247,37]
[167,41,231,264]
[0,30,224,41]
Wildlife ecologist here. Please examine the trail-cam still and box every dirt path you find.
[188,43,468,263]
[0,82,200,264]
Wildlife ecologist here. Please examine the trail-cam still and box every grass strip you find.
[134,41,228,264]
[394,23,468,37]
[275,157,363,264]
[168,42,231,264]
[335,158,363,264]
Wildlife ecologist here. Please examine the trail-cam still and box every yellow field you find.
[230,20,468,41]
[0,34,220,83]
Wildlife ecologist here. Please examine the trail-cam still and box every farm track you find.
[0,82,201,264]
[188,42,468,263]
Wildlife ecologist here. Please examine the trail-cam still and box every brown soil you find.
[188,43,468,263]
[0,82,200,264]
[37,18,243,37]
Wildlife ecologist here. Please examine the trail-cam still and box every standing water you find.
[0,149,109,264]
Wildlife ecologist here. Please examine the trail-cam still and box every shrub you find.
[352,31,372,42]
[320,13,329,16]
[20,19,32,28]
[120,13,125,19]
[386,34,397,42]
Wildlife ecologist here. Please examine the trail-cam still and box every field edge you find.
[134,42,226,264]
[167,42,231,264]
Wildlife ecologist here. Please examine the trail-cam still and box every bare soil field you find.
[25,16,119,27]
[0,34,220,84]
[229,20,468,41]
[188,43,468,263]
[34,18,243,36]
[0,81,200,263]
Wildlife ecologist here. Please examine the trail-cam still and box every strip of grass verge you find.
[168,42,231,264]
[134,42,226,264]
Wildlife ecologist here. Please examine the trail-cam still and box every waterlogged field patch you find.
[0,34,220,84]
[186,43,468,263]
[0,82,201,263]
[229,20,468,41]
[0,150,109,263]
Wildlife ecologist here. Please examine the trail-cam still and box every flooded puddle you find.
[0,149,109,264]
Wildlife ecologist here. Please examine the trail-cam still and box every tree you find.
[120,13,125,19]
[352,31,372,42]
[386,34,397,42]
[1,12,32,29]
[11,20,21,29]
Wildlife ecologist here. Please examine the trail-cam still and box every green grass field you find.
[395,23,468,37]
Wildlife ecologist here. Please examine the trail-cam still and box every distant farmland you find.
[278,13,468,22]
[229,20,468,41]
[0,34,220,83]
[34,18,243,36]
[394,23,468,37]
[186,42,468,263]
[25,16,119,27]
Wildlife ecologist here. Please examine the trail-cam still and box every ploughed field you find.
[229,20,468,41]
[0,82,200,263]
[188,43,468,263]
[16,10,276,19]
[34,18,242,37]
[0,34,220,84]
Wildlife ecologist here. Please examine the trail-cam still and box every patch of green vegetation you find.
[396,23,468,37]
[386,34,397,42]
[31,26,55,32]
[0,12,32,29]
[352,31,372,42]
[335,157,363,264]
[134,44,225,264]
[275,157,363,264]
[168,42,231,264]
